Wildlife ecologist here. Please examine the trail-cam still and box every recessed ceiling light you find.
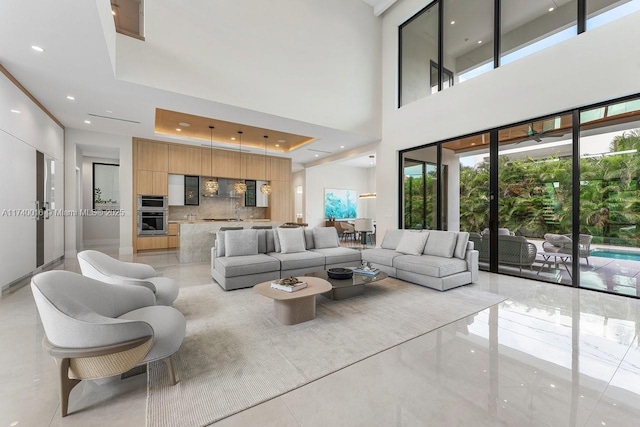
[31,45,44,52]
[176,128,181,132]
[9,422,18,427]
[10,109,21,114]
[549,7,554,12]
[340,145,345,149]
[84,120,91,124]
[477,40,482,44]
[112,10,116,15]
[231,137,236,140]
[106,110,113,113]
[278,139,286,143]
[66,95,75,101]
[450,20,455,25]
[178,122,190,127]
[275,144,280,147]
[315,154,319,157]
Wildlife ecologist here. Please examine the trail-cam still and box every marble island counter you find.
[176,220,282,263]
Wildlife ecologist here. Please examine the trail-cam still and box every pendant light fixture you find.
[203,125,219,196]
[233,131,247,194]
[260,135,272,195]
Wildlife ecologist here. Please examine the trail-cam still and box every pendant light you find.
[203,125,219,196]
[233,131,247,194]
[260,135,272,195]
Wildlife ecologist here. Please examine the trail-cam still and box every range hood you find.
[202,178,242,198]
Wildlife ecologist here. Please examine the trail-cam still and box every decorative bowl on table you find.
[327,268,354,280]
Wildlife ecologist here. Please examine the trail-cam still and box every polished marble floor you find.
[2,247,640,426]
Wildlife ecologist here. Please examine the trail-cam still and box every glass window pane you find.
[403,147,438,229]
[579,98,640,296]
[443,0,494,86]
[587,0,640,30]
[400,2,439,107]
[498,113,574,284]
[442,133,491,270]
[501,0,577,66]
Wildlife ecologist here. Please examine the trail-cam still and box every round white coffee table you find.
[254,276,332,325]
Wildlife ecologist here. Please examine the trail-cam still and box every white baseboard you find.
[83,239,119,246]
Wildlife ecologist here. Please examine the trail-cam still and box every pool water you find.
[591,249,640,261]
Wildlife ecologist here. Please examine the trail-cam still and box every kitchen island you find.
[172,219,283,263]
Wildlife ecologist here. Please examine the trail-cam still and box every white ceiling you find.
[0,1,379,165]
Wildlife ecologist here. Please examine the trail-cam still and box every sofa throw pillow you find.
[313,227,339,249]
[272,229,281,252]
[304,228,315,249]
[395,231,429,256]
[381,229,406,250]
[216,231,226,257]
[277,227,307,254]
[423,230,458,258]
[544,233,572,249]
[454,232,470,259]
[225,230,259,257]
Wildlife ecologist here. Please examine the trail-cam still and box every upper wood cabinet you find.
[137,140,168,171]
[212,149,240,179]
[201,148,212,177]
[243,153,266,180]
[137,170,168,195]
[268,157,291,181]
[169,145,201,175]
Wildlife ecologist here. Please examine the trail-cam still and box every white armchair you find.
[77,250,179,306]
[31,271,186,417]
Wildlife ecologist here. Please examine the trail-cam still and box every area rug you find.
[146,278,505,426]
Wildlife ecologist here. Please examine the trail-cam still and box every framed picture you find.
[324,188,357,219]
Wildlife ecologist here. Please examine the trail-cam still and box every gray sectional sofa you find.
[211,227,361,290]
[361,229,479,291]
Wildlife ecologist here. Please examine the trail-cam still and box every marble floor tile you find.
[2,246,640,426]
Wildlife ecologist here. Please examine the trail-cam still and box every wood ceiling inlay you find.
[154,109,315,152]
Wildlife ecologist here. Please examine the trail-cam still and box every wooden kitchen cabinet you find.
[169,145,201,175]
[243,153,266,180]
[213,149,240,179]
[137,170,168,195]
[137,236,168,250]
[168,223,179,248]
[267,180,291,221]
[268,157,291,181]
[137,140,168,171]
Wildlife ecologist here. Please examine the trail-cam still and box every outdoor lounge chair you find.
[468,232,536,272]
[542,233,593,264]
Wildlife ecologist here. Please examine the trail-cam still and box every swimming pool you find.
[591,248,640,262]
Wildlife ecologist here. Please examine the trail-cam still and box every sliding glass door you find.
[579,99,640,296]
[403,150,438,230]
[497,114,574,284]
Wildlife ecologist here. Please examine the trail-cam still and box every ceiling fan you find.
[513,122,562,144]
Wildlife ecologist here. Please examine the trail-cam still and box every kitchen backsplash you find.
[168,197,267,221]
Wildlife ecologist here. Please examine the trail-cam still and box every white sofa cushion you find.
[395,232,428,255]
[313,227,340,249]
[381,229,406,250]
[267,251,325,271]
[544,233,572,249]
[225,230,259,257]
[394,255,468,278]
[215,254,281,277]
[361,248,403,267]
[454,232,470,259]
[311,247,361,265]
[277,228,307,254]
[423,230,457,258]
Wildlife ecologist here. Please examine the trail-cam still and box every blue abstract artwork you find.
[324,188,357,219]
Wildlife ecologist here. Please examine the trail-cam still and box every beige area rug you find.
[146,278,506,426]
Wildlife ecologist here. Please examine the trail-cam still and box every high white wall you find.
[65,129,133,256]
[115,0,382,138]
[0,71,64,289]
[82,156,120,246]
[377,4,640,240]
[305,164,374,228]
